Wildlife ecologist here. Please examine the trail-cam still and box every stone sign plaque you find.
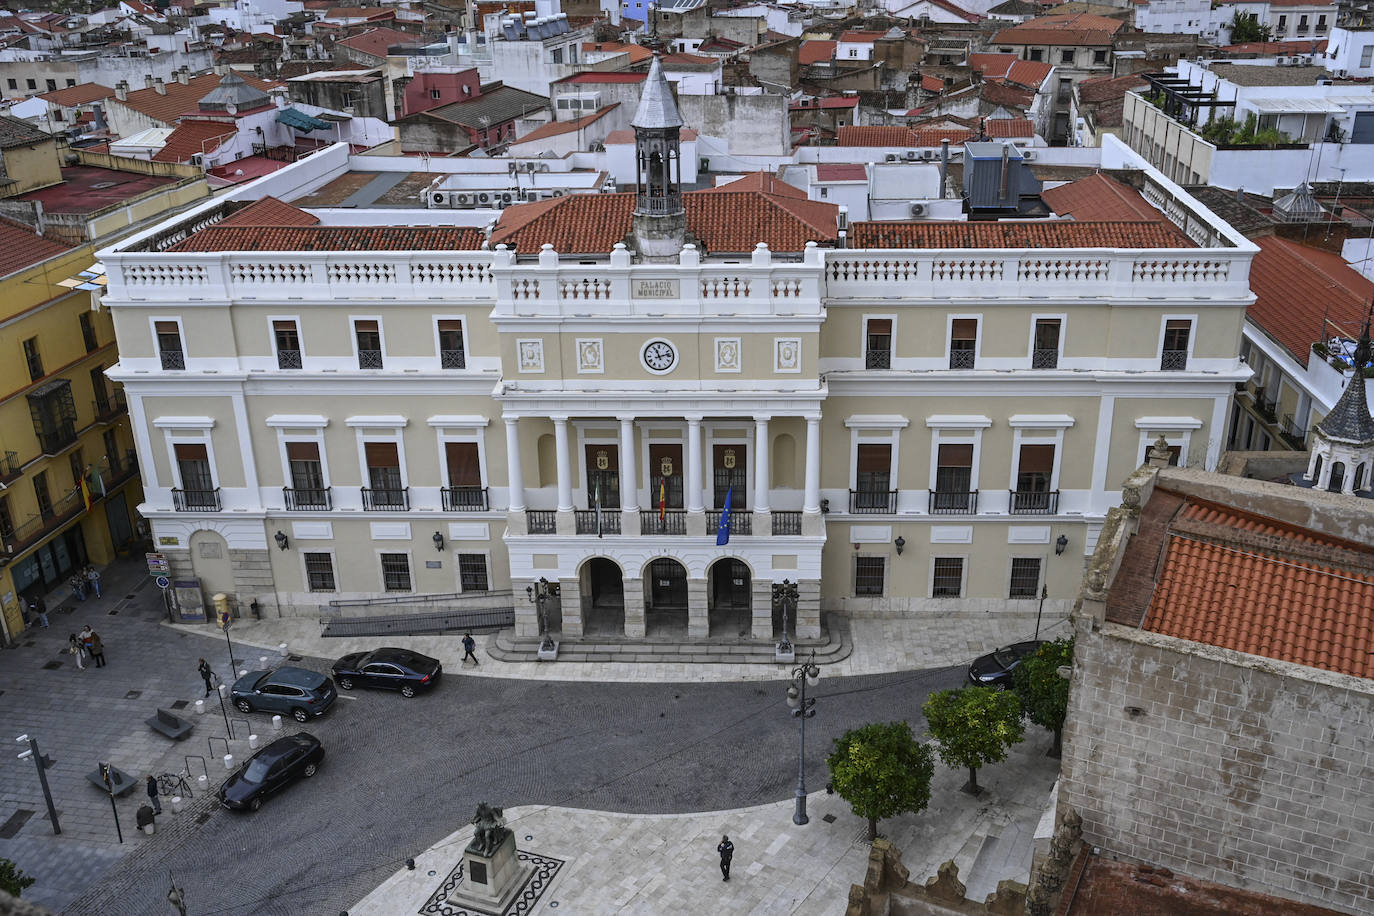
[633,278,679,299]
[468,861,487,885]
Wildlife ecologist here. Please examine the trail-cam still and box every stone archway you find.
[643,558,688,638]
[707,558,752,638]
[579,558,625,637]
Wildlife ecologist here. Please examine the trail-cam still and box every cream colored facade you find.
[99,145,1255,643]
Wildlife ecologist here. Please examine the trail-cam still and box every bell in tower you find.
[631,54,687,261]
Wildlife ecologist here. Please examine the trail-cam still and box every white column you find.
[504,416,525,511]
[686,415,703,513]
[619,415,639,510]
[803,415,821,513]
[753,416,770,513]
[553,415,573,512]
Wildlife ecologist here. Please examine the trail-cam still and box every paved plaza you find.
[0,555,1068,914]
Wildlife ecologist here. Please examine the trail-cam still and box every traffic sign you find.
[146,552,170,576]
[155,576,170,589]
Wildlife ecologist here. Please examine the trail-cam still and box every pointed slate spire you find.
[632,54,683,131]
[1315,310,1374,446]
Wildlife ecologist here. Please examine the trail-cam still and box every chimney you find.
[145,74,155,89]
[176,66,190,84]
[115,80,128,101]
[153,77,166,95]
[1235,186,1244,201]
[91,100,107,131]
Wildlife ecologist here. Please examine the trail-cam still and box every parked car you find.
[218,733,324,812]
[330,647,442,698]
[967,640,1047,689]
[231,666,337,722]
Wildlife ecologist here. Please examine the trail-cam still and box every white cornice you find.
[345,415,408,428]
[1008,414,1076,428]
[843,414,910,429]
[151,416,215,429]
[1134,416,1203,429]
[926,415,993,429]
[427,415,490,427]
[266,414,329,428]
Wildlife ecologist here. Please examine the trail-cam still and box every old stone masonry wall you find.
[1059,622,1374,916]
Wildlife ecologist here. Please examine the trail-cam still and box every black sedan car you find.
[218,733,324,812]
[967,640,1047,689]
[330,647,442,698]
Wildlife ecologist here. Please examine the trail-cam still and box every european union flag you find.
[716,486,733,546]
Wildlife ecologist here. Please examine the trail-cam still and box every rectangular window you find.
[1009,557,1041,598]
[80,312,98,352]
[380,553,411,591]
[5,79,14,90]
[1060,49,1073,64]
[155,321,184,369]
[354,320,382,369]
[304,552,336,591]
[25,79,35,90]
[1362,46,1374,68]
[1029,49,1043,62]
[445,441,481,487]
[22,337,43,382]
[104,429,120,474]
[45,79,55,91]
[438,319,465,369]
[1162,319,1190,370]
[69,449,84,488]
[552,47,563,63]
[458,553,489,591]
[932,557,963,597]
[286,441,325,500]
[1093,49,1107,64]
[856,444,891,494]
[65,79,75,87]
[854,556,885,596]
[949,318,977,368]
[0,495,13,542]
[175,443,214,495]
[1016,444,1054,493]
[865,318,892,369]
[274,320,301,369]
[27,378,77,453]
[1032,319,1060,368]
[430,88,441,100]
[33,471,53,519]
[935,443,972,493]
[365,442,401,490]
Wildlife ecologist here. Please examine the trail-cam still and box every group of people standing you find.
[68,565,102,601]
[67,626,105,669]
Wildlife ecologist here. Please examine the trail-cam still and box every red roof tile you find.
[703,171,806,198]
[1006,59,1052,88]
[582,40,652,64]
[335,26,412,59]
[985,117,1034,138]
[151,119,236,163]
[1042,172,1168,222]
[0,215,71,276]
[171,226,484,252]
[799,40,835,64]
[839,29,886,42]
[980,80,1035,109]
[37,82,115,106]
[512,104,618,144]
[969,52,1018,78]
[323,6,394,18]
[1075,72,1147,104]
[218,196,320,227]
[114,73,282,126]
[837,125,974,147]
[992,12,1124,46]
[920,74,944,92]
[1248,236,1373,367]
[816,163,867,181]
[851,220,1194,249]
[1143,500,1374,680]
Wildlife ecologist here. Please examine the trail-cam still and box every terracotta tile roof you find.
[554,71,647,85]
[1222,38,1327,54]
[335,26,412,59]
[150,119,236,163]
[816,163,867,181]
[38,82,115,106]
[980,80,1035,109]
[171,225,484,252]
[0,215,71,276]
[1142,500,1374,680]
[704,171,806,198]
[1075,72,1147,104]
[837,125,974,147]
[985,117,1034,138]
[992,12,1124,46]
[660,52,718,67]
[799,40,835,64]
[582,40,653,64]
[217,196,320,227]
[839,29,886,42]
[851,219,1194,249]
[0,114,51,149]
[969,52,1018,78]
[1248,236,1373,367]
[697,36,744,51]
[115,73,282,125]
[323,6,395,19]
[512,104,618,144]
[1042,173,1165,221]
[1006,59,1052,88]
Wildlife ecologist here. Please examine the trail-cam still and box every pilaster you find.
[624,577,646,638]
[751,579,773,640]
[796,578,821,640]
[687,578,708,638]
[559,577,582,638]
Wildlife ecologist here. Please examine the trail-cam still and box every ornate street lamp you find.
[525,577,557,653]
[772,578,798,659]
[785,650,821,825]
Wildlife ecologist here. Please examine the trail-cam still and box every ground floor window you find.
[458,554,489,592]
[854,556,885,596]
[304,553,336,592]
[380,553,412,592]
[1008,557,1041,598]
[932,557,964,597]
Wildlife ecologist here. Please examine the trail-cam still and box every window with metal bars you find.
[932,557,964,597]
[155,321,184,369]
[80,312,98,352]
[380,553,411,591]
[355,320,382,368]
[22,337,43,382]
[458,554,489,591]
[854,556,885,596]
[274,320,302,369]
[1032,319,1060,368]
[1009,557,1041,598]
[365,442,402,491]
[304,553,336,591]
[934,443,973,493]
[438,320,465,369]
[1161,319,1190,370]
[949,319,977,369]
[865,318,892,368]
[175,443,214,492]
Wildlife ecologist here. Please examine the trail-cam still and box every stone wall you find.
[1060,621,1374,915]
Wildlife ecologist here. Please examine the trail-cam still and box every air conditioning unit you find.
[455,193,476,208]
[478,192,491,203]
[590,141,605,151]
[551,188,568,197]
[507,161,519,174]
[885,153,899,161]
[429,191,448,206]
[910,202,927,217]
[905,150,918,160]
[921,149,936,160]
[500,192,514,204]
[1021,149,1038,161]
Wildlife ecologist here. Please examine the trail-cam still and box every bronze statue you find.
[468,802,509,856]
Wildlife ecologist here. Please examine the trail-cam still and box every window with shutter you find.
[935,443,972,493]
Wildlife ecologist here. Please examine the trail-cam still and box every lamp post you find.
[1034,584,1048,640]
[525,577,556,653]
[15,735,59,835]
[772,578,798,658]
[785,650,820,826]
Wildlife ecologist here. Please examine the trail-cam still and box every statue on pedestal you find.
[468,802,509,856]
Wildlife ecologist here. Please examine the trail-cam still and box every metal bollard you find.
[171,796,183,814]
[272,714,283,731]
[278,643,289,657]
[197,774,208,793]
[258,656,268,669]
[249,734,260,750]
[195,699,205,716]
[223,753,234,770]
[238,669,247,678]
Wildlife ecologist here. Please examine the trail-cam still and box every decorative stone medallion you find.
[516,339,544,374]
[575,338,603,374]
[774,337,801,373]
[715,337,741,373]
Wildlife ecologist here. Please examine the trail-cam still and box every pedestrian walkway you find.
[349,735,1060,915]
[169,608,1071,683]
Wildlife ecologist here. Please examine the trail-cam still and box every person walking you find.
[197,658,215,697]
[145,774,161,815]
[69,573,86,601]
[462,632,479,666]
[34,595,49,629]
[85,565,102,598]
[68,633,85,670]
[87,628,105,667]
[717,835,734,882]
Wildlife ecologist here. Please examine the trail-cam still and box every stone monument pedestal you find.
[450,830,530,913]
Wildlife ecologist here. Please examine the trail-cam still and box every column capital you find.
[550,414,571,424]
[753,415,773,424]
[503,414,522,423]
[684,414,704,424]
[804,414,822,424]
[616,414,637,424]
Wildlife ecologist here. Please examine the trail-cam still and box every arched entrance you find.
[1328,461,1346,492]
[580,558,624,637]
[644,558,687,637]
[708,558,751,637]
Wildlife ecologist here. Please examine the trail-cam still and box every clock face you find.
[643,340,676,373]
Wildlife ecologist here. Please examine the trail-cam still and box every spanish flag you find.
[658,477,666,522]
[80,474,93,512]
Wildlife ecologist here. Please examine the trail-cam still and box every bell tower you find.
[631,54,687,261]
[1302,309,1374,496]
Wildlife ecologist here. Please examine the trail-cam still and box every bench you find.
[86,765,136,797]
[145,707,193,741]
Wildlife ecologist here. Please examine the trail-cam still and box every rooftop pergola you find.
[1140,71,1235,127]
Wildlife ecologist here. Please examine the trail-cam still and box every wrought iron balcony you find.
[358,349,383,369]
[849,489,898,514]
[1255,389,1277,422]
[36,423,77,456]
[91,390,127,423]
[440,348,467,369]
[526,510,557,534]
[0,450,19,485]
[361,487,408,510]
[1032,348,1059,369]
[277,349,302,369]
[284,486,332,510]
[949,348,976,369]
[929,489,978,515]
[1160,349,1188,370]
[1280,414,1307,448]
[160,350,185,370]
[707,509,752,535]
[442,486,488,511]
[865,348,891,369]
[575,509,621,534]
[640,509,686,535]
[1009,489,1059,515]
[173,487,221,511]
[771,510,802,535]
[0,487,85,557]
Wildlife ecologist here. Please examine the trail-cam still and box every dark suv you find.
[231,666,337,722]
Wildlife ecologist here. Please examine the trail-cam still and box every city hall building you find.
[100,61,1255,643]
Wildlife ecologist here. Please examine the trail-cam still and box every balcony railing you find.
[358,349,383,369]
[929,489,978,514]
[1280,413,1307,448]
[865,348,891,369]
[91,390,128,423]
[1160,349,1188,370]
[440,348,466,369]
[160,350,185,370]
[949,348,976,369]
[0,485,85,557]
[707,509,752,535]
[442,486,488,511]
[1256,389,1277,422]
[173,487,221,511]
[284,486,332,510]
[849,489,898,514]
[0,450,19,484]
[37,423,77,456]
[361,487,408,510]
[277,349,302,369]
[575,509,621,534]
[640,510,686,535]
[1009,489,1059,515]
[1031,348,1059,369]
[527,510,557,534]
[772,510,802,535]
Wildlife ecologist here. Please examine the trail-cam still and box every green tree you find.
[826,721,935,842]
[1013,637,1074,758]
[1229,12,1271,43]
[0,859,35,898]
[923,686,1024,796]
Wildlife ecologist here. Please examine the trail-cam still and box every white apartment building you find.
[98,61,1255,646]
[1134,0,1335,44]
